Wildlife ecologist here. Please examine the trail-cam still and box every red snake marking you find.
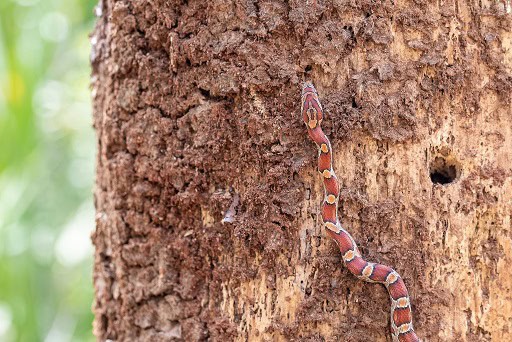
[301,82,420,342]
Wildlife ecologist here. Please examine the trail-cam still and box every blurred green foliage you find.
[0,0,97,341]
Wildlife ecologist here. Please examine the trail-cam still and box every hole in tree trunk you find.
[429,155,460,185]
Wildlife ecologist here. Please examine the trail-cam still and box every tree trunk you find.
[91,1,512,341]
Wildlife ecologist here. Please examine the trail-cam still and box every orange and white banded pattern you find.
[301,82,420,342]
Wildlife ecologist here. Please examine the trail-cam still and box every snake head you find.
[301,82,323,129]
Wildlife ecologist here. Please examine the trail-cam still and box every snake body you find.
[301,82,420,342]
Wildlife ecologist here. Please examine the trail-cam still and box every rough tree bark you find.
[91,1,512,341]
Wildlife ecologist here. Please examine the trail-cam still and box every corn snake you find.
[301,82,420,342]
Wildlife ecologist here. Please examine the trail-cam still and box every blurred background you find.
[0,0,97,341]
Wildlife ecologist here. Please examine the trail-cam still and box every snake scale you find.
[301,82,420,342]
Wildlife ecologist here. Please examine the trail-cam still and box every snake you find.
[301,82,420,342]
